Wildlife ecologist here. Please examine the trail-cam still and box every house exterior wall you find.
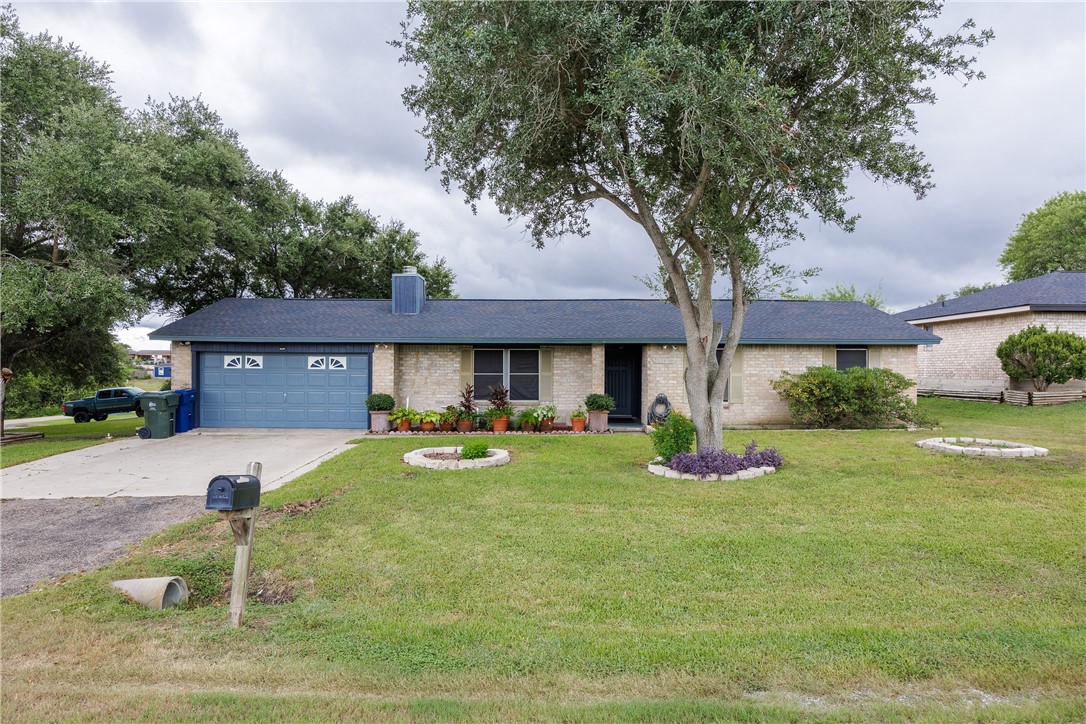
[371,344,396,398]
[394,344,464,410]
[170,342,192,388]
[915,311,1086,392]
[642,343,919,427]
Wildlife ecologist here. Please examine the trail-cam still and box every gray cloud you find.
[11,0,1085,316]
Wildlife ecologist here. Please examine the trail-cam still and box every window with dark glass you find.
[836,347,868,371]
[474,349,540,402]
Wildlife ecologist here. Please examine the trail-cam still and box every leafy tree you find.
[399,0,989,450]
[995,325,1086,391]
[784,282,887,311]
[926,281,1000,305]
[999,191,1086,282]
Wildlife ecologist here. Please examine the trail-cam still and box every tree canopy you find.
[400,0,989,449]
[999,191,1086,282]
[784,282,887,311]
[1,6,455,417]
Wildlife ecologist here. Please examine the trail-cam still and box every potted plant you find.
[457,383,476,432]
[419,409,441,432]
[584,393,615,432]
[485,384,513,432]
[569,406,587,432]
[516,408,536,432]
[439,405,458,432]
[366,393,395,433]
[536,403,557,432]
[388,407,417,432]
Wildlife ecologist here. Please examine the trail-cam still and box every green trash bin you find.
[137,391,181,439]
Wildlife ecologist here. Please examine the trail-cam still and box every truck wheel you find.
[137,427,152,440]
[74,411,91,423]
[93,413,108,422]
[135,407,145,418]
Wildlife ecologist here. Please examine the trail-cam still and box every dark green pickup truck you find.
[61,387,146,423]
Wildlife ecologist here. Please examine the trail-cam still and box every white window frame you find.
[224,355,243,369]
[244,355,263,369]
[308,356,326,370]
[329,356,347,370]
[473,348,541,402]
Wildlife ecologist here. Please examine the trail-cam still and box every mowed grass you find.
[1,413,144,468]
[2,400,1083,721]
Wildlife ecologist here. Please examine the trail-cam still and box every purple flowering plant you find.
[668,441,782,478]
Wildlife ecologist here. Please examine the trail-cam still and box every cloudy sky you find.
[12,1,1085,348]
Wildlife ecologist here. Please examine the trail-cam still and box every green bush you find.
[649,411,696,462]
[996,325,1086,391]
[366,393,395,411]
[2,371,93,419]
[584,393,616,412]
[771,366,933,429]
[159,380,172,391]
[460,440,490,459]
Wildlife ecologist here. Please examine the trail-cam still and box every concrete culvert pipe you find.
[111,576,190,609]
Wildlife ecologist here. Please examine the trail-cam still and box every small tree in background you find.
[996,326,1086,391]
[999,191,1086,282]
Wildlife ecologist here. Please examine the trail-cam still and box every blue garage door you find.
[199,353,370,428]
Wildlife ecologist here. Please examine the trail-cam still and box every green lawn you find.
[1,413,143,468]
[2,399,1083,721]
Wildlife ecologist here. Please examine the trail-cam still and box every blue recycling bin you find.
[174,388,196,433]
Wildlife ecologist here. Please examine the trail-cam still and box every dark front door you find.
[605,346,642,420]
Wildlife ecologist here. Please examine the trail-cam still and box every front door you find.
[605,346,642,421]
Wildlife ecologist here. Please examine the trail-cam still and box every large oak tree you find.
[399,0,989,450]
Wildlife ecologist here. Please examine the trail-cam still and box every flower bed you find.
[647,442,783,481]
[403,447,510,470]
[916,437,1048,458]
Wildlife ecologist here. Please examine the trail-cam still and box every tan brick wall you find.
[170,343,192,388]
[394,344,464,410]
[371,344,396,398]
[590,344,605,392]
[375,342,921,427]
[915,311,1086,391]
[552,346,593,421]
[642,344,919,427]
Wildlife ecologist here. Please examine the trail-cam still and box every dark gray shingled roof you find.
[895,272,1086,322]
[151,298,938,345]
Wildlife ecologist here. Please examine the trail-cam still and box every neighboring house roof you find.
[151,298,938,346]
[895,272,1086,323]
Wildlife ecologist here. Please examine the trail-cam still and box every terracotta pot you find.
[571,417,586,432]
[539,417,554,433]
[420,421,436,432]
[521,422,535,433]
[456,419,474,433]
[491,417,509,433]
[369,410,390,433]
[439,422,454,432]
[397,420,410,432]
[587,410,609,432]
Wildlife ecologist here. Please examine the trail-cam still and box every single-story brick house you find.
[895,272,1086,396]
[151,267,938,430]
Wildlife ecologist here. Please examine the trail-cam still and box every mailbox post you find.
[205,461,262,628]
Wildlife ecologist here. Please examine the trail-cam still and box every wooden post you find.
[220,461,261,628]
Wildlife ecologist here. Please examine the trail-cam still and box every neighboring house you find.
[895,272,1086,395]
[150,267,938,430]
[127,348,173,366]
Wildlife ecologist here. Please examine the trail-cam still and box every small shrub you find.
[584,393,616,412]
[366,393,395,411]
[771,366,931,428]
[159,380,172,391]
[668,441,783,478]
[996,325,1086,391]
[650,411,696,463]
[460,440,490,459]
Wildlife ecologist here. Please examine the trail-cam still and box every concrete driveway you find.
[1,428,360,499]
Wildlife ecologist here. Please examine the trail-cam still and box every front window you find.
[836,347,868,371]
[474,349,540,402]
